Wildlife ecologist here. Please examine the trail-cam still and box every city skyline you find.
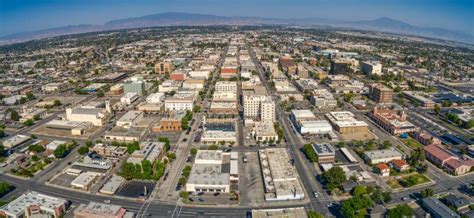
[1,0,473,36]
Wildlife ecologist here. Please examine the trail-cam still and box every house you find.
[390,159,410,172]
[375,163,390,177]
[443,194,471,213]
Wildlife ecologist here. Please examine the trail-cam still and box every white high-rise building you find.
[261,99,275,122]
[243,95,274,121]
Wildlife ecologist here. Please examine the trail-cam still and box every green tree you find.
[96,90,104,97]
[341,196,373,218]
[121,162,136,180]
[351,185,367,197]
[53,99,62,107]
[208,144,218,150]
[33,114,41,121]
[167,152,176,160]
[465,119,474,129]
[28,144,45,153]
[179,191,189,199]
[10,109,19,121]
[158,137,171,151]
[434,104,441,115]
[302,144,318,162]
[0,182,11,196]
[77,146,89,155]
[322,166,346,189]
[190,148,198,156]
[307,210,324,218]
[141,160,152,179]
[371,189,384,204]
[53,144,68,158]
[85,140,93,147]
[23,119,34,126]
[383,191,392,203]
[193,105,201,113]
[26,92,36,100]
[388,204,413,218]
[178,177,187,185]
[420,188,434,198]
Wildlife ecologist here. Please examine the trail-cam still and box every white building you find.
[42,82,66,93]
[363,149,404,164]
[158,80,182,93]
[164,93,194,111]
[116,110,143,129]
[0,192,68,218]
[145,93,165,103]
[259,148,305,201]
[1,135,31,149]
[215,81,237,93]
[243,95,275,121]
[120,92,139,105]
[361,61,382,75]
[186,150,238,193]
[66,107,109,126]
[127,142,165,164]
[71,172,100,191]
[252,121,279,142]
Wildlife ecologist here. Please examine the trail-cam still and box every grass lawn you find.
[402,138,424,149]
[398,173,430,187]
[387,179,403,189]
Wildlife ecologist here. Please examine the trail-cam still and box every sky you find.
[1,0,473,36]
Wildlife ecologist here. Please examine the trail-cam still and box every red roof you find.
[391,159,409,168]
[376,163,389,171]
[424,144,454,162]
[445,159,464,170]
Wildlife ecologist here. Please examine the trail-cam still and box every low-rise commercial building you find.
[71,172,100,191]
[252,121,279,142]
[186,150,237,193]
[164,93,194,111]
[402,91,435,108]
[363,149,404,164]
[74,202,134,218]
[369,108,417,135]
[66,106,109,126]
[0,192,68,218]
[123,81,145,96]
[116,110,143,129]
[120,92,139,105]
[312,143,335,163]
[259,148,304,201]
[215,81,237,93]
[127,142,166,164]
[152,112,185,132]
[2,135,31,149]
[325,111,369,134]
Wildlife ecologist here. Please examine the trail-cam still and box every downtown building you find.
[369,83,393,103]
[243,91,275,122]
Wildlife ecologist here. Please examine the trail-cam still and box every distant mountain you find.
[0,24,102,44]
[1,12,472,45]
[346,17,473,44]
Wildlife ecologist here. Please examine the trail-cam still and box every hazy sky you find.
[1,0,473,36]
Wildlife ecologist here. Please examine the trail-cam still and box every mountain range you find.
[1,12,472,45]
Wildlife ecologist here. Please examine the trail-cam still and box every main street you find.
[248,44,333,216]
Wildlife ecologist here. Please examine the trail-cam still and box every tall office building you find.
[243,95,274,121]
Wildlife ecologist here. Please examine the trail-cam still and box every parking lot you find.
[116,180,156,198]
[49,173,76,188]
[241,152,266,205]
